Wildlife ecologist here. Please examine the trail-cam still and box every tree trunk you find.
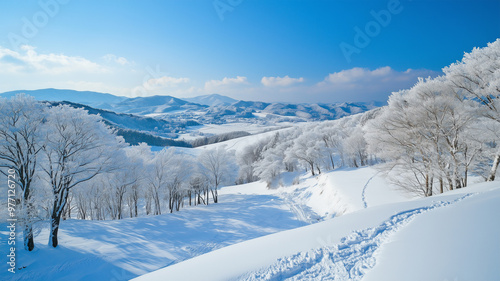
[22,181,35,251]
[24,223,34,251]
[23,200,35,251]
[487,152,500,181]
[49,187,69,248]
[49,214,61,248]
[329,154,335,170]
[211,188,219,203]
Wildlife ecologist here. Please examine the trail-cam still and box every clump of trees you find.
[366,39,500,196]
[235,111,378,186]
[235,39,500,197]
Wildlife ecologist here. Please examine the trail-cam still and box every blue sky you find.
[0,0,498,103]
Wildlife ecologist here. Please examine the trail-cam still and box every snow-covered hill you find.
[1,167,411,281]
[3,166,494,281]
[134,181,500,281]
[110,95,208,115]
[183,93,238,106]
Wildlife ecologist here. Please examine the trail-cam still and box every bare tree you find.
[198,146,236,203]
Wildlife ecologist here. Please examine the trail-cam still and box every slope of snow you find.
[363,183,500,281]
[270,167,409,220]
[3,166,497,281]
[197,126,294,152]
[0,181,307,281]
[178,123,286,141]
[133,182,500,281]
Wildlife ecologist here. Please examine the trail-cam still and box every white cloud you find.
[0,45,108,75]
[130,76,190,97]
[205,76,248,89]
[145,76,189,87]
[314,66,440,102]
[321,66,393,84]
[102,54,130,65]
[0,45,441,103]
[261,75,304,87]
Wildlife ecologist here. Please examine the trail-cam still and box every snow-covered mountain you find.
[48,101,193,147]
[0,89,383,123]
[110,95,208,115]
[0,88,126,110]
[182,93,238,106]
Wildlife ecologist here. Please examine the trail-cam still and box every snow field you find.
[134,182,500,281]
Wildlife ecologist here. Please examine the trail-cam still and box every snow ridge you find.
[238,193,473,281]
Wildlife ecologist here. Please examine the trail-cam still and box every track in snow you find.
[239,193,473,281]
[279,190,321,224]
[361,172,379,209]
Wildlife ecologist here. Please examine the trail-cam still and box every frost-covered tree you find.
[123,143,151,217]
[444,39,500,180]
[366,76,485,196]
[0,94,46,251]
[198,146,236,203]
[41,105,125,247]
[286,130,323,176]
[343,126,369,168]
[147,148,173,215]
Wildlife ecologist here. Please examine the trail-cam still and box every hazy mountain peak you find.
[183,93,238,106]
[0,88,126,110]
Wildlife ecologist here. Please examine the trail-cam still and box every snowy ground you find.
[2,167,497,281]
[134,182,500,281]
[0,181,308,281]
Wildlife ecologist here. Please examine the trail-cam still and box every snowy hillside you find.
[111,95,208,115]
[134,181,500,281]
[183,94,238,106]
[1,167,411,281]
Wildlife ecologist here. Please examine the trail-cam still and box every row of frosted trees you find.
[235,111,377,186]
[0,96,235,251]
[236,39,500,197]
[366,39,500,196]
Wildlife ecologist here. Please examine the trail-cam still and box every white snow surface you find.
[2,167,498,281]
[134,182,500,281]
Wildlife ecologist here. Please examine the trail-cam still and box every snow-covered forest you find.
[1,38,500,280]
[2,39,500,253]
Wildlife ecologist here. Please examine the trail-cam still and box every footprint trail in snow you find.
[239,193,473,281]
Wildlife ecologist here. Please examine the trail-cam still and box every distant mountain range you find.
[0,88,385,147]
[1,88,384,145]
[1,89,384,123]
